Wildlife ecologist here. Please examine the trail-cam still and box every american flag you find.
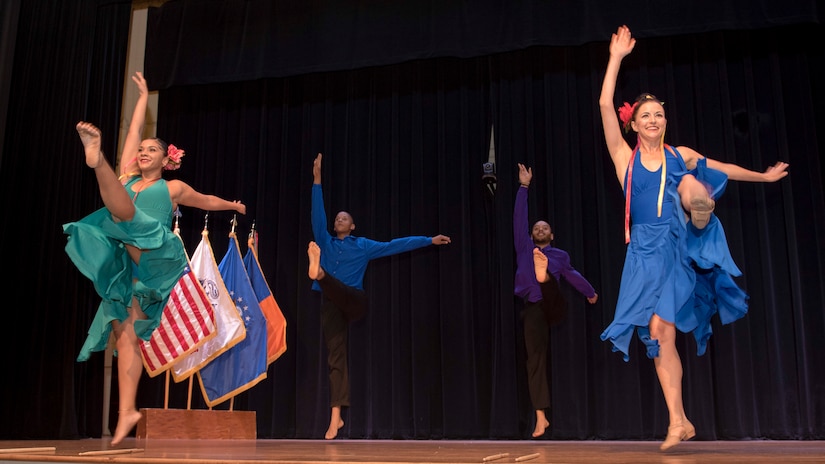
[140,265,216,376]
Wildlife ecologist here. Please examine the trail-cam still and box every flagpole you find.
[164,371,170,409]
[170,210,179,408]
[187,376,193,410]
[164,207,182,411]
[189,212,207,411]
[102,342,113,437]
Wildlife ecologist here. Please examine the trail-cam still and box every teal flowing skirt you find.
[63,207,186,361]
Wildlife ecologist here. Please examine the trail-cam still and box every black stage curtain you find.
[144,0,821,88]
[0,0,132,439]
[150,24,825,440]
[1,0,824,442]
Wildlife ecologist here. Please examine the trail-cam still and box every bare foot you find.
[532,410,550,438]
[111,409,142,445]
[308,241,324,280]
[76,121,104,168]
[533,248,549,283]
[325,406,344,440]
[324,418,344,440]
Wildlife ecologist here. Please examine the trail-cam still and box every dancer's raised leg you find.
[76,121,104,169]
[677,174,714,229]
[533,247,549,283]
[308,241,325,280]
[76,122,135,222]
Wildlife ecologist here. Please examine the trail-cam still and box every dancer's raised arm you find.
[118,72,150,180]
[598,25,636,186]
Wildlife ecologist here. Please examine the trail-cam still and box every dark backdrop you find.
[1,0,823,441]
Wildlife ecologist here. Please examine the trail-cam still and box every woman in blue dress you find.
[597,26,789,451]
[64,72,246,445]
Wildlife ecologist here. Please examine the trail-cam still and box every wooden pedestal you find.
[136,408,256,440]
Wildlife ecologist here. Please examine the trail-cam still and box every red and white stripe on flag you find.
[140,268,216,377]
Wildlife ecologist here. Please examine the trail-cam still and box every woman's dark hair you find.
[633,92,664,115]
[150,137,169,154]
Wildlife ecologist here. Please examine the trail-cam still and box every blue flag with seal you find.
[197,233,268,407]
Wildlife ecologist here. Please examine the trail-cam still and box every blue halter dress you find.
[600,147,749,361]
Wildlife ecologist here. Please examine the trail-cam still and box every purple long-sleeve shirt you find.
[513,185,596,303]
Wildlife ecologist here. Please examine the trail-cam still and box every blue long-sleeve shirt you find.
[513,186,596,303]
[311,183,433,291]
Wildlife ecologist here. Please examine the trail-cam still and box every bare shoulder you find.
[164,178,183,192]
[164,179,191,202]
[674,145,703,168]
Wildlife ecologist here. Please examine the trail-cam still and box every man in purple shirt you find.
[307,153,451,440]
[514,163,598,438]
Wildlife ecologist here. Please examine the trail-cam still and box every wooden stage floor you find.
[1,438,824,464]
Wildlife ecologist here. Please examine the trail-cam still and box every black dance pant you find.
[523,301,550,410]
[523,272,567,411]
[317,272,369,408]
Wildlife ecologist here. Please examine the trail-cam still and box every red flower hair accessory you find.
[617,101,638,133]
[164,144,185,171]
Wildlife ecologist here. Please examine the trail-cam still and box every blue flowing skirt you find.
[600,160,749,361]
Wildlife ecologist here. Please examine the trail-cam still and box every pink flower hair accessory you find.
[164,144,185,170]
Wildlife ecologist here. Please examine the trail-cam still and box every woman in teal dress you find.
[63,72,246,445]
[597,26,789,451]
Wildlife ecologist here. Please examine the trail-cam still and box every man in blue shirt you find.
[514,163,598,438]
[308,153,451,439]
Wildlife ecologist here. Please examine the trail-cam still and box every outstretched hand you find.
[762,161,789,182]
[131,71,149,97]
[610,25,636,60]
[313,153,322,184]
[517,163,532,186]
[432,234,451,245]
[234,200,246,215]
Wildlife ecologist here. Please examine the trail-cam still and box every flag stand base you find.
[136,408,256,440]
